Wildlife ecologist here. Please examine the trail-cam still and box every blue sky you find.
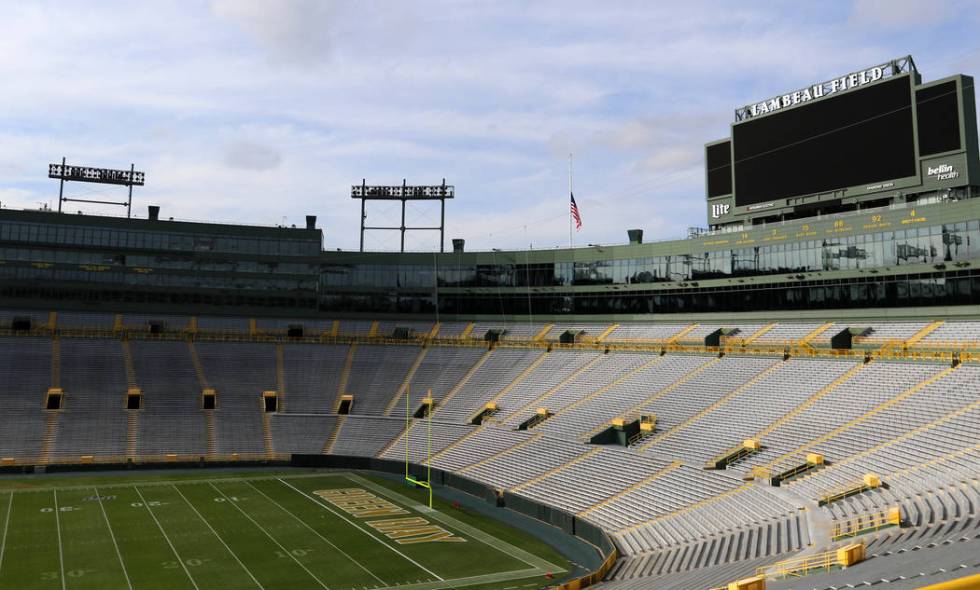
[1,0,979,251]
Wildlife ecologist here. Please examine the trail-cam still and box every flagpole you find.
[568,153,573,248]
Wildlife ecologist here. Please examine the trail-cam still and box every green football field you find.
[0,471,570,590]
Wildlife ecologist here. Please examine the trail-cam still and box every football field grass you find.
[0,471,569,590]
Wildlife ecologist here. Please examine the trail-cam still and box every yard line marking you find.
[245,480,388,586]
[277,477,443,582]
[52,490,66,590]
[171,484,265,590]
[134,486,200,590]
[93,487,133,590]
[0,492,12,577]
[208,483,329,589]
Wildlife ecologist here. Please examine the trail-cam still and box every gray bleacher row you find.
[606,516,808,583]
[737,361,944,472]
[538,354,714,441]
[499,351,654,428]
[0,332,976,584]
[774,365,980,495]
[490,350,602,424]
[12,309,980,347]
[641,358,857,465]
[613,484,806,555]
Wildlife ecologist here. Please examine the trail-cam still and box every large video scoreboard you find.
[706,56,979,226]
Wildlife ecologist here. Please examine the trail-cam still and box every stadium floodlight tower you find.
[351,179,454,252]
[48,157,145,218]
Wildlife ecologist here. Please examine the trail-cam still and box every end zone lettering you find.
[314,488,408,518]
[366,517,466,545]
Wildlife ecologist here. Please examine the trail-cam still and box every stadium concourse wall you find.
[293,454,618,590]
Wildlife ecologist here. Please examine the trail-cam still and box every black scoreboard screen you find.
[733,74,917,206]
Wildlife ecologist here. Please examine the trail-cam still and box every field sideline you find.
[0,471,569,590]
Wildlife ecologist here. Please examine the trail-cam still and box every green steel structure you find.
[0,56,978,321]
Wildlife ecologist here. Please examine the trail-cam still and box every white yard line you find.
[52,490,66,590]
[0,492,12,577]
[208,483,328,590]
[171,484,265,590]
[277,477,444,582]
[133,486,200,590]
[93,487,133,590]
[245,480,388,586]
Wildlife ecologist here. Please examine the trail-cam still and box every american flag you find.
[570,192,582,231]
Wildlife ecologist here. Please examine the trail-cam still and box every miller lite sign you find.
[711,203,731,218]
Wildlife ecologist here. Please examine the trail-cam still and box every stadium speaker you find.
[306,215,317,230]
[452,238,465,253]
[627,229,643,244]
[148,205,160,221]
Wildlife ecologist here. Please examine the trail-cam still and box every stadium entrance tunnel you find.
[263,391,279,412]
[413,397,435,418]
[590,415,656,447]
[337,394,353,414]
[45,388,64,410]
[201,387,216,410]
[470,402,498,425]
[126,387,143,410]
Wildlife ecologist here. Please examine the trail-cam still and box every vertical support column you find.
[57,156,65,213]
[127,163,135,218]
[440,197,446,253]
[358,178,367,252]
[400,198,407,253]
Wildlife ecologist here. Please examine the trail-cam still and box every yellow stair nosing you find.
[800,322,835,345]
[765,364,959,470]
[800,396,980,485]
[512,447,603,493]
[332,342,358,412]
[378,419,415,458]
[436,349,493,412]
[553,356,665,423]
[383,346,429,415]
[752,361,867,442]
[483,351,552,409]
[667,323,700,344]
[905,320,945,347]
[594,323,620,343]
[581,356,722,442]
[428,424,485,463]
[323,415,346,454]
[458,432,543,475]
[616,483,752,534]
[581,460,684,517]
[533,324,554,341]
[639,359,783,450]
[504,354,606,423]
[741,323,777,345]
